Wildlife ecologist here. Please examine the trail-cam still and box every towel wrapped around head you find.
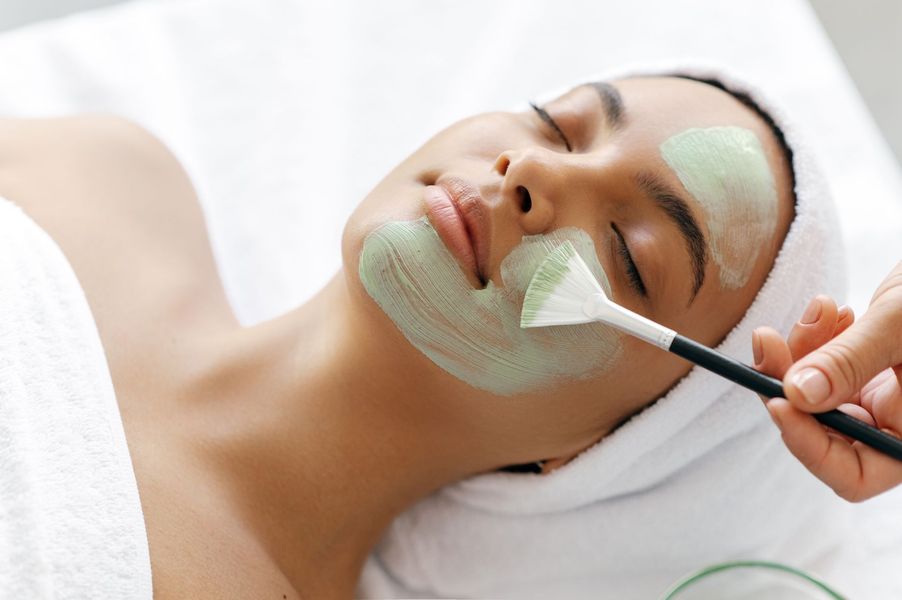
[357,63,852,599]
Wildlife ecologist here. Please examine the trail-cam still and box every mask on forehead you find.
[659,126,778,290]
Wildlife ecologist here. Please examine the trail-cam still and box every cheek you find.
[342,113,527,256]
[423,111,541,163]
[357,218,625,396]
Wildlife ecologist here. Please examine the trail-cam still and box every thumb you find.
[784,298,902,410]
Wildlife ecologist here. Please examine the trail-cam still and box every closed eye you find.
[612,223,647,297]
[529,102,572,152]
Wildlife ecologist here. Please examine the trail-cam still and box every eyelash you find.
[529,102,573,152]
[528,102,642,296]
[612,224,647,297]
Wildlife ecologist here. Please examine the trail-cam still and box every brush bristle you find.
[520,241,606,328]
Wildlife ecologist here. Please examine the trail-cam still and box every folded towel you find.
[0,196,152,599]
[358,64,854,599]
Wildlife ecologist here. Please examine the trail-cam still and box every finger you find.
[836,402,876,426]
[784,295,902,411]
[753,327,793,383]
[833,305,854,337]
[766,398,878,501]
[783,303,859,413]
[823,403,878,445]
[860,367,902,434]
[786,295,839,362]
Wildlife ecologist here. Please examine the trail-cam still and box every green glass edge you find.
[660,560,847,600]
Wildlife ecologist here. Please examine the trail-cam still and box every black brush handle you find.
[669,334,902,462]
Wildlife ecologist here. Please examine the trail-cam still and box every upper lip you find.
[435,176,491,285]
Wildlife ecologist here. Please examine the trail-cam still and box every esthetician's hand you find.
[752,261,902,501]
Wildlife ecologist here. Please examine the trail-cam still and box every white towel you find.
[0,196,152,599]
[357,65,855,599]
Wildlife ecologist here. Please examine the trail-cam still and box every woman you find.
[0,74,798,597]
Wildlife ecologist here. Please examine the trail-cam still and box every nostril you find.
[517,186,532,213]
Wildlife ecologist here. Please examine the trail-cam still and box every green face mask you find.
[358,217,621,396]
[659,126,778,290]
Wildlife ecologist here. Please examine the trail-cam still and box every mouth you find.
[423,177,490,288]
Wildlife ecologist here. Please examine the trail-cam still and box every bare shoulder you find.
[0,114,237,337]
[0,113,177,157]
[0,114,196,200]
[0,113,212,272]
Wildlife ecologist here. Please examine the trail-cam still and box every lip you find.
[423,177,490,287]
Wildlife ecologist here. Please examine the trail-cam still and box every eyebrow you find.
[587,81,626,130]
[634,171,708,302]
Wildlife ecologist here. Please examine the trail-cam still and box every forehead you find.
[602,77,791,317]
[610,77,769,141]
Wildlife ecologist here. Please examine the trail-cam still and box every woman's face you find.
[342,76,794,465]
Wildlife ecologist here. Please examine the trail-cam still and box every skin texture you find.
[0,76,795,598]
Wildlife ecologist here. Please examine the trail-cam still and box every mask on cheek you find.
[358,216,622,396]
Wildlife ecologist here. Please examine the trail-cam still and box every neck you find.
[180,271,491,598]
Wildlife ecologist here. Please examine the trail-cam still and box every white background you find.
[1,0,900,170]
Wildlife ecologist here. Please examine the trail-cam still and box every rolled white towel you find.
[0,196,152,599]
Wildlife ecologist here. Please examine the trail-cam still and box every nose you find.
[493,148,587,235]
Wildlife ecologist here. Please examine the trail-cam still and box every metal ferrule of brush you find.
[581,293,677,349]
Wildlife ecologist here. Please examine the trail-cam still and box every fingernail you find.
[800,298,821,324]
[792,368,831,405]
[752,330,763,365]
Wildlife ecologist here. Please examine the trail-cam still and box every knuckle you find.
[815,342,863,391]
[870,279,902,337]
